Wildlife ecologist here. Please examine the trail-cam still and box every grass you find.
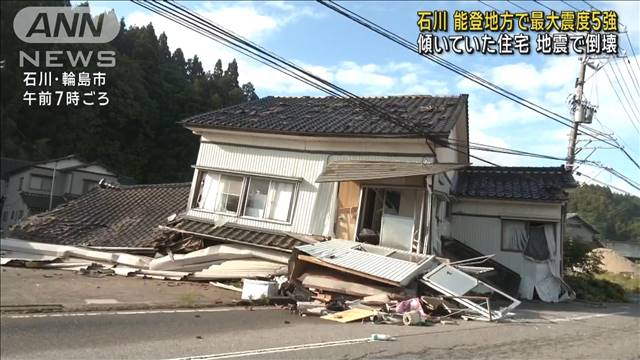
[565,274,627,302]
[596,272,640,294]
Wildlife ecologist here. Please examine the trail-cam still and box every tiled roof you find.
[182,95,468,137]
[9,183,190,247]
[161,218,322,252]
[453,166,577,202]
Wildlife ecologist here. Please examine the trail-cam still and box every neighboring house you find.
[1,158,32,211]
[565,212,600,245]
[159,95,577,302]
[450,167,577,301]
[9,183,190,247]
[1,155,119,231]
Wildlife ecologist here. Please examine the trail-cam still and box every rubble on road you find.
[0,237,291,290]
[1,236,522,324]
[286,239,521,325]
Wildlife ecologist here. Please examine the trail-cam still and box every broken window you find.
[524,224,551,261]
[501,220,554,261]
[193,170,297,222]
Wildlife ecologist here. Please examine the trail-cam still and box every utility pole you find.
[566,57,588,171]
[566,56,599,171]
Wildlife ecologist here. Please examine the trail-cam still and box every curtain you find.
[502,220,528,251]
[524,225,550,261]
[267,181,294,221]
[200,173,219,210]
[518,223,574,302]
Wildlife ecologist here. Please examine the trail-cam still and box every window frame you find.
[29,174,53,191]
[191,169,299,224]
[500,219,530,253]
[500,219,557,254]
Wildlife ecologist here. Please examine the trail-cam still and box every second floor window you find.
[29,175,52,191]
[193,170,297,223]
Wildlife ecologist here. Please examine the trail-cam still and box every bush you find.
[563,237,603,275]
[597,272,640,294]
[565,275,627,302]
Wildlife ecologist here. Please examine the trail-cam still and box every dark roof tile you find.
[182,95,468,137]
[453,166,577,202]
[162,218,321,252]
[9,183,190,247]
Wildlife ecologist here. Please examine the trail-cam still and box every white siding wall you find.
[186,142,427,236]
[451,199,563,278]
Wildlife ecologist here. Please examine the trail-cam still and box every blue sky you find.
[87,1,640,195]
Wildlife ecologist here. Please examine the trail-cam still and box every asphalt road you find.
[1,303,638,360]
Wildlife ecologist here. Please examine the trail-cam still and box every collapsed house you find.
[9,182,190,248]
[158,95,576,302]
[2,95,577,316]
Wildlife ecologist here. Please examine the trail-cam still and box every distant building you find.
[566,213,600,245]
[1,155,119,231]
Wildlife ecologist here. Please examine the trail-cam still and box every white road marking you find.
[84,299,119,304]
[547,311,628,322]
[4,306,278,319]
[506,311,627,324]
[164,338,374,360]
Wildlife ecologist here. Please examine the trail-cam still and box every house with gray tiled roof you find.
[1,155,119,231]
[9,183,190,248]
[167,95,577,301]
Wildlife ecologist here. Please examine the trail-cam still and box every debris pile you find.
[284,239,521,324]
[0,237,288,287]
[1,237,521,323]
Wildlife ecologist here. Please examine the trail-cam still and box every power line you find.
[602,65,640,135]
[533,0,556,13]
[318,0,640,171]
[133,0,497,166]
[506,0,528,12]
[477,1,499,12]
[319,1,618,144]
[134,0,640,191]
[611,59,640,121]
[561,0,580,11]
[582,0,640,77]
[622,56,640,98]
[575,170,632,194]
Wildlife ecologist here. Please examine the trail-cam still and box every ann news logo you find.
[13,6,119,43]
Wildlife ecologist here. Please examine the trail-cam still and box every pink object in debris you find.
[395,298,427,317]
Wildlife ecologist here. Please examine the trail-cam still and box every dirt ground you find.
[0,266,241,312]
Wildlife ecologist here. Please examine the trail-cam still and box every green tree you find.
[0,1,259,184]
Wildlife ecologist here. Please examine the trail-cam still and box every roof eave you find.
[183,124,449,139]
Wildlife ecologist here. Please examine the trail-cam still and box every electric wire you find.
[133,0,497,166]
[318,0,640,172]
[133,0,640,191]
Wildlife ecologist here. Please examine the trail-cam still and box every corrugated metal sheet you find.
[296,239,436,285]
[316,161,468,182]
